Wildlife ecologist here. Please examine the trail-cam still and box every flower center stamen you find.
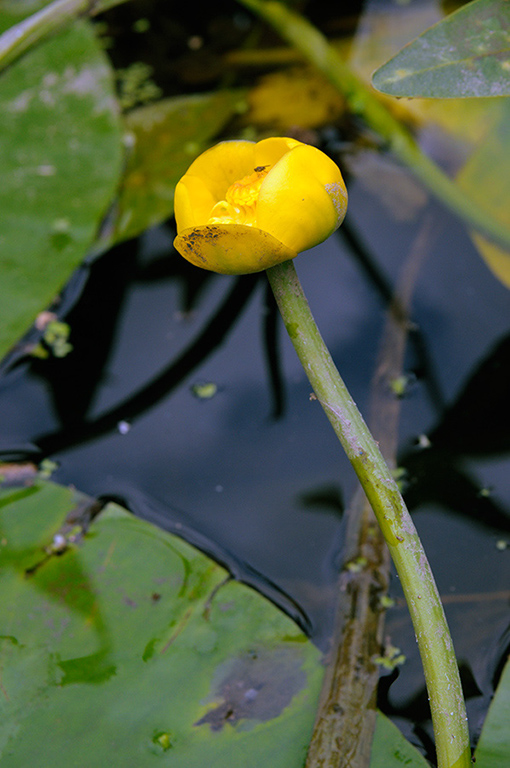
[208,165,270,226]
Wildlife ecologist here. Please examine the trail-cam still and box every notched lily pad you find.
[0,477,324,767]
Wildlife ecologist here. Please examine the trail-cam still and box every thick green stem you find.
[266,259,470,768]
[238,0,510,250]
[306,215,435,767]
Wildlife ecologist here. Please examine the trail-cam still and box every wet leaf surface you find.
[369,712,429,767]
[0,477,324,767]
[194,646,307,730]
[0,18,123,360]
[474,655,510,766]
[0,475,437,765]
[372,0,510,98]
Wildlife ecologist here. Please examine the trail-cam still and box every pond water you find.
[1,0,509,760]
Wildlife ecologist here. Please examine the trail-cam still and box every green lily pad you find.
[372,0,510,98]
[474,654,510,767]
[0,17,123,360]
[111,90,248,244]
[370,712,429,767]
[0,476,323,766]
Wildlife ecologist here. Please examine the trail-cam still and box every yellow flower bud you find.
[173,137,348,274]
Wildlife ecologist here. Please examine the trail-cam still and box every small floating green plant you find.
[173,137,471,768]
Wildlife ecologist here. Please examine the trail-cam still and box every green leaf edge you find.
[372,0,510,98]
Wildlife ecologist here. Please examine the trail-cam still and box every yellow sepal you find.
[174,224,297,275]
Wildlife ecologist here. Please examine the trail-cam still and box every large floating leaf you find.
[372,0,510,98]
[0,18,123,359]
[0,473,447,766]
[0,476,324,766]
[370,712,429,768]
[351,1,491,140]
[111,90,247,244]
[474,655,510,766]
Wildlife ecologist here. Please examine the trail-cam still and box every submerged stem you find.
[266,259,470,768]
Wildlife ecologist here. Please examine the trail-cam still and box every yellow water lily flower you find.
[173,137,347,274]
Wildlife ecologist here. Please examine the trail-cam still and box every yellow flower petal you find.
[174,174,217,231]
[257,144,347,253]
[174,224,297,275]
[178,140,257,206]
[173,137,348,274]
[253,136,302,167]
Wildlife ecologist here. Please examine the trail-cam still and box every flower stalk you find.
[266,259,470,768]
